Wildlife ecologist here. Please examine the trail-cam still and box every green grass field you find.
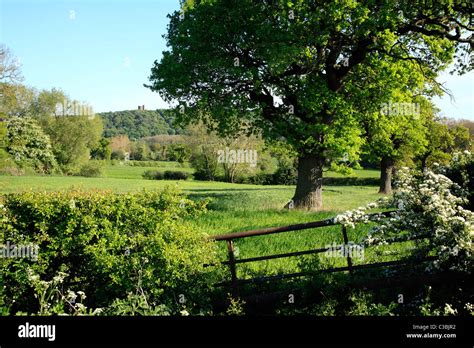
[1,163,391,279]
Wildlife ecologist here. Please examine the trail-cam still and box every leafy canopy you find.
[148,0,472,163]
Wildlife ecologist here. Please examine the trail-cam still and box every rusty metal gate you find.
[209,211,434,297]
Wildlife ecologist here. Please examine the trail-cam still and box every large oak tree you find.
[147,0,473,210]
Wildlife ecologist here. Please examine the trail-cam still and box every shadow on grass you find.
[185,187,292,192]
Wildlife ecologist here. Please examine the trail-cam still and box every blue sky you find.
[1,0,178,112]
[1,0,473,119]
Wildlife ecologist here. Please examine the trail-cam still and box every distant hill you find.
[99,109,183,139]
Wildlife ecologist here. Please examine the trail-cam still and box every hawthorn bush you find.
[335,166,474,273]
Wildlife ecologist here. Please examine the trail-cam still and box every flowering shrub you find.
[335,168,473,273]
[6,117,58,174]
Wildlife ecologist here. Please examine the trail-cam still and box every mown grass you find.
[0,164,392,279]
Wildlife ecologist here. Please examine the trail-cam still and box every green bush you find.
[322,177,379,186]
[164,170,189,180]
[129,160,169,167]
[271,166,297,185]
[111,149,126,160]
[142,170,164,180]
[75,162,104,177]
[0,187,221,315]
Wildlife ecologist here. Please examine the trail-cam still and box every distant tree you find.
[417,118,471,171]
[41,115,103,173]
[0,45,23,83]
[130,142,151,161]
[417,119,452,171]
[187,125,221,181]
[168,144,191,163]
[111,149,126,160]
[0,84,36,118]
[91,138,112,161]
[449,125,471,152]
[363,95,431,194]
[33,88,68,117]
[109,135,131,153]
[187,123,266,183]
[100,109,182,139]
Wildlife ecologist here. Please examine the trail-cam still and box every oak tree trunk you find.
[290,154,324,211]
[379,156,394,194]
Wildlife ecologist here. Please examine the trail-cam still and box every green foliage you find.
[417,118,453,168]
[439,151,474,211]
[75,161,104,178]
[142,169,165,180]
[164,170,189,180]
[347,291,397,316]
[0,148,24,176]
[190,151,219,181]
[104,291,171,316]
[271,165,297,185]
[0,84,36,118]
[99,109,183,139]
[39,115,103,174]
[6,117,58,173]
[0,187,221,315]
[167,143,191,163]
[91,138,112,161]
[130,141,151,161]
[24,270,101,316]
[225,296,246,316]
[142,170,190,180]
[111,149,126,160]
[123,160,188,167]
[148,0,471,162]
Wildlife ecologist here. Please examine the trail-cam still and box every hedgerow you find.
[0,187,222,315]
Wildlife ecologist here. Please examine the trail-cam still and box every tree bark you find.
[290,154,324,211]
[379,156,394,194]
[420,152,430,172]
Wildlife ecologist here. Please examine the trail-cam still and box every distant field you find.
[104,162,379,180]
[0,163,379,193]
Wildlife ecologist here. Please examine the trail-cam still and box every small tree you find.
[91,138,112,161]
